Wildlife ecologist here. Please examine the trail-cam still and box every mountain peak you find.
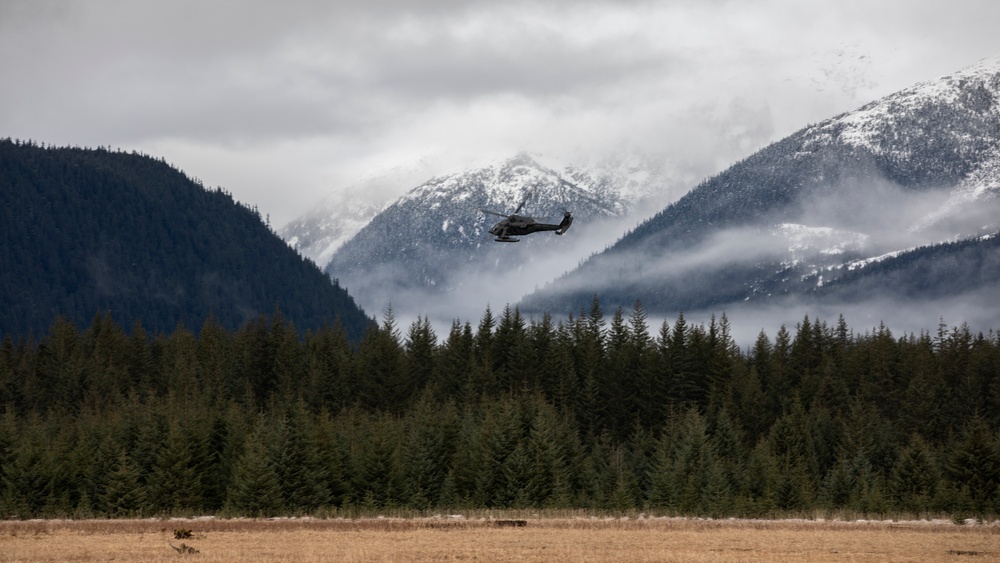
[522,57,1000,327]
[809,55,1000,157]
[322,151,674,322]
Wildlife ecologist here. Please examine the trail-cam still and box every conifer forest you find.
[2,301,999,520]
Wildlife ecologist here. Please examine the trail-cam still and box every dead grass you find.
[1,516,997,562]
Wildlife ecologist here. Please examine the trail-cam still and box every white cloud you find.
[2,0,999,226]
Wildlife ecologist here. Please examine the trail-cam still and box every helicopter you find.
[478,195,573,243]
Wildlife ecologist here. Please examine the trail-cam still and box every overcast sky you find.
[2,0,998,227]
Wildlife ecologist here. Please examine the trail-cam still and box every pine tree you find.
[144,419,203,514]
[235,315,277,406]
[1,422,54,517]
[100,448,147,517]
[314,408,353,507]
[665,312,702,407]
[492,305,529,393]
[945,416,1000,515]
[356,307,406,412]
[888,434,940,514]
[33,316,83,412]
[276,403,331,514]
[708,408,748,504]
[270,308,307,404]
[599,307,631,439]
[726,363,769,444]
[196,314,234,406]
[434,320,474,402]
[647,410,730,516]
[79,312,129,412]
[574,301,606,439]
[605,444,640,513]
[471,399,522,507]
[743,440,780,516]
[352,413,404,508]
[628,301,663,432]
[400,397,458,509]
[404,317,437,400]
[225,419,284,516]
[765,326,793,415]
[543,322,579,413]
[473,306,496,396]
[522,396,579,508]
[767,400,819,511]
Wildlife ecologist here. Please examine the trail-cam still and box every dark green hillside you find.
[806,232,1000,301]
[0,139,371,339]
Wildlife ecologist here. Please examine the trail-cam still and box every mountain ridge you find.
[521,56,1000,320]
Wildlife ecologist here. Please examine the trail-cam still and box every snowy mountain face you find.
[523,56,1000,324]
[278,161,438,267]
[279,191,384,267]
[324,153,673,322]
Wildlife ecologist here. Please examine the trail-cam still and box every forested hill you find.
[0,139,371,340]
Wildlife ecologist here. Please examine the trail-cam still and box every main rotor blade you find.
[478,208,509,218]
[513,194,530,215]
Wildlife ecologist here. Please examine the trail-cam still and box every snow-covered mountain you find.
[323,152,677,321]
[279,190,385,267]
[278,161,440,267]
[523,56,1000,326]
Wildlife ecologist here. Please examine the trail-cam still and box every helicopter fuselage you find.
[489,212,572,242]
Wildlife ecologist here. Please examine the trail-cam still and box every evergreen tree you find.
[471,399,523,507]
[765,326,793,415]
[493,305,529,393]
[647,410,729,515]
[725,363,769,444]
[1,420,58,517]
[605,443,641,513]
[352,413,404,508]
[195,314,234,406]
[473,306,496,393]
[100,448,147,517]
[32,316,83,412]
[628,302,663,432]
[742,439,781,516]
[946,416,1000,515]
[574,300,606,439]
[144,419,203,514]
[541,322,579,413]
[404,317,437,399]
[435,320,475,402]
[313,408,353,507]
[767,399,818,511]
[888,434,940,514]
[276,402,331,513]
[225,418,284,516]
[521,395,578,508]
[599,307,631,439]
[355,306,407,412]
[400,397,458,509]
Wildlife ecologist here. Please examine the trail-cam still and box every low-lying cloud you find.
[519,167,1000,338]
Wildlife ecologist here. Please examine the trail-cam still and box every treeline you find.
[1,301,999,518]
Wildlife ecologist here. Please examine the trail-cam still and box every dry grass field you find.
[1,515,998,562]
